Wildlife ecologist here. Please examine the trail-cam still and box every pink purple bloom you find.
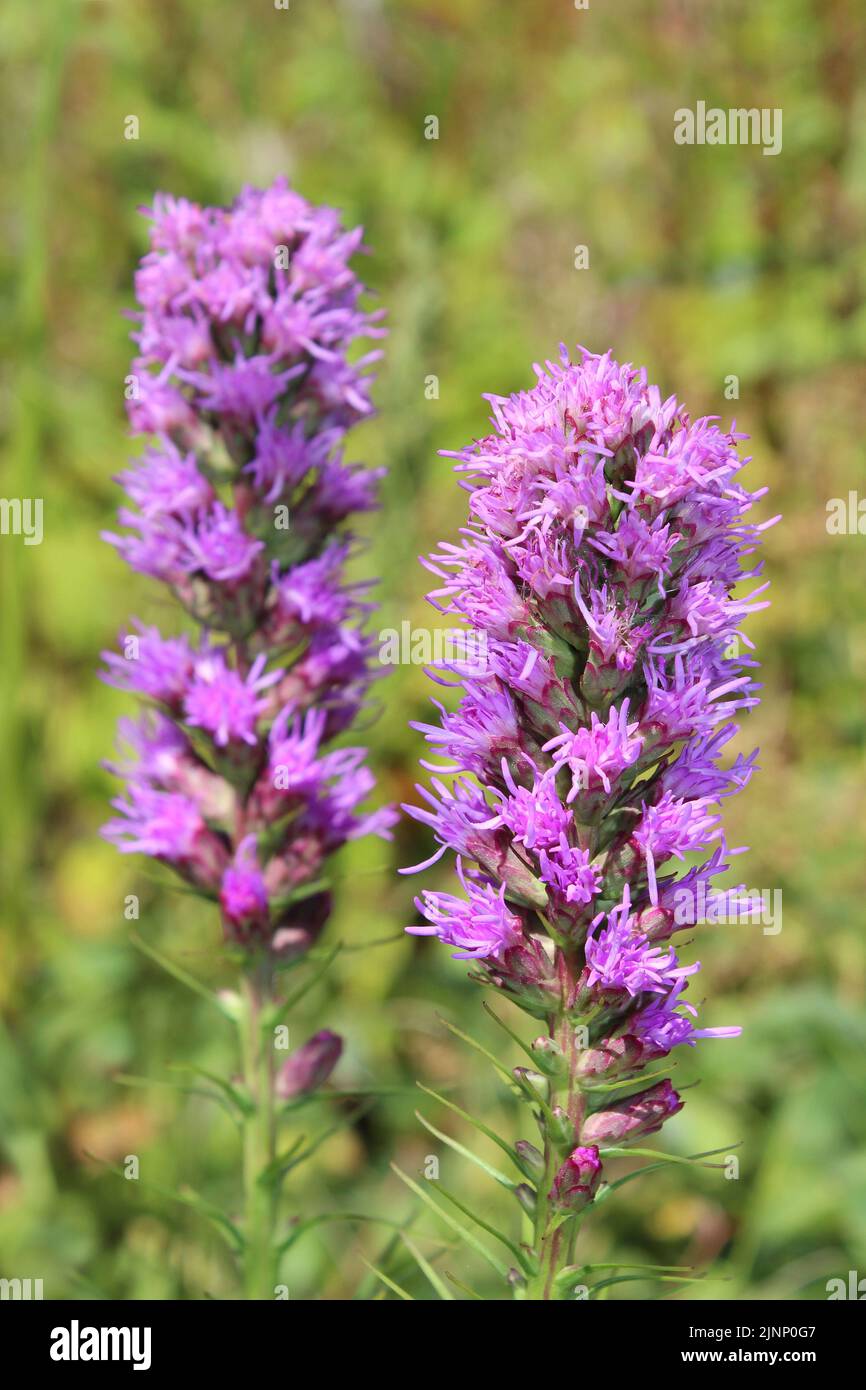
[406,346,774,1216]
[408,860,524,960]
[102,181,394,944]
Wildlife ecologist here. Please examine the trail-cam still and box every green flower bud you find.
[530,1035,569,1078]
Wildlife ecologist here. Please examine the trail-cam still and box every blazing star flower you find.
[102,181,394,947]
[408,859,525,960]
[405,347,773,1297]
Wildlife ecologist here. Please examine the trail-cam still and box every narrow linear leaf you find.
[581,1261,693,1274]
[85,1152,243,1254]
[168,1063,254,1117]
[599,1143,737,1169]
[257,1133,308,1188]
[268,943,342,1027]
[278,1210,413,1257]
[268,1099,374,1188]
[399,1233,455,1300]
[282,1083,443,1111]
[415,1110,516,1192]
[436,1015,520,1090]
[353,1210,420,1302]
[584,1065,673,1094]
[360,1258,414,1301]
[429,1179,532,1273]
[589,1273,714,1297]
[595,1141,742,1203]
[417,1083,522,1174]
[131,933,232,1018]
[338,931,408,953]
[594,1161,673,1203]
[446,1271,484,1300]
[390,1163,508,1280]
[481,1002,539,1065]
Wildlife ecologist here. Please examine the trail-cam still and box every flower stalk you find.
[405,347,775,1299]
[101,181,393,1296]
[239,959,278,1299]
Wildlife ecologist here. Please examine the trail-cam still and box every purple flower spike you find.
[405,347,774,1292]
[102,181,395,945]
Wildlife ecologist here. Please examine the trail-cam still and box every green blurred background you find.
[1,0,865,1300]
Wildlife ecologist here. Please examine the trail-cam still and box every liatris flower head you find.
[404,347,775,1290]
[102,181,395,948]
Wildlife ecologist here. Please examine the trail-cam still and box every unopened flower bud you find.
[483,936,560,1019]
[530,1036,568,1078]
[576,1034,644,1085]
[514,1183,537,1217]
[634,901,676,941]
[548,1145,602,1213]
[275,1030,343,1099]
[546,1104,577,1150]
[514,1140,546,1181]
[513,1066,547,1092]
[581,1080,683,1145]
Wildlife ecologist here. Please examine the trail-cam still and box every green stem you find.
[240,958,278,1299]
[524,986,585,1301]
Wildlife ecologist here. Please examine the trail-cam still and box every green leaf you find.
[422,1177,533,1274]
[277,1211,414,1258]
[415,1109,516,1192]
[266,943,342,1028]
[85,1152,243,1254]
[588,1272,715,1297]
[265,1097,374,1188]
[256,1133,308,1188]
[446,1271,484,1300]
[167,1063,254,1117]
[481,1002,539,1065]
[583,1065,674,1094]
[390,1163,509,1280]
[581,1261,693,1274]
[282,1083,439,1111]
[130,932,233,1019]
[360,1258,414,1301]
[599,1141,741,1168]
[399,1233,455,1300]
[112,1073,242,1130]
[416,1083,522,1176]
[436,1014,520,1091]
[352,1211,421,1301]
[171,1184,245,1254]
[266,876,331,918]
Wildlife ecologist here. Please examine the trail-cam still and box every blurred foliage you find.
[0,0,865,1300]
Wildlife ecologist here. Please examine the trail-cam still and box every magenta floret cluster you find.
[407,346,774,1159]
[102,181,394,948]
